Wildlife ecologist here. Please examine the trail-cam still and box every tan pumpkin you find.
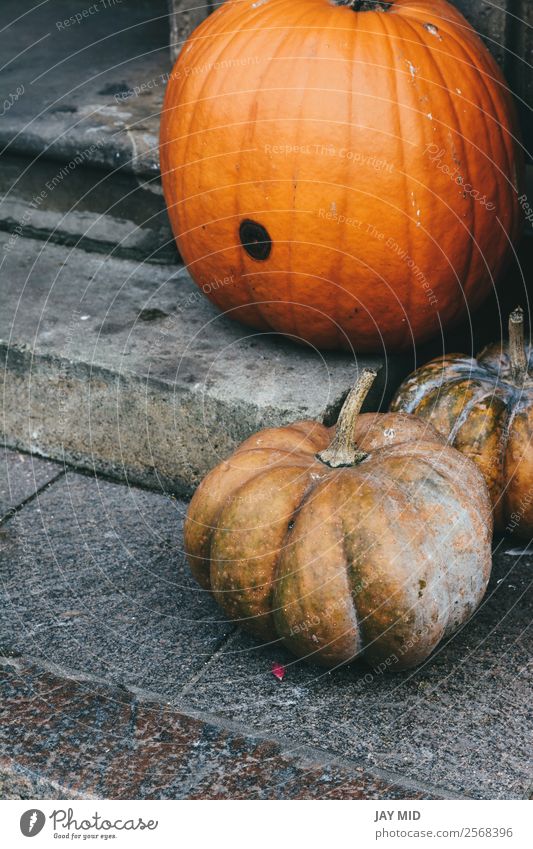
[160,0,523,352]
[184,369,492,669]
[391,308,533,538]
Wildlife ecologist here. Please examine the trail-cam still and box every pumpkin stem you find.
[317,368,377,468]
[509,306,529,383]
[336,1,392,11]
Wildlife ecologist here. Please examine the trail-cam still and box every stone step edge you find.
[0,654,454,801]
[1,341,367,498]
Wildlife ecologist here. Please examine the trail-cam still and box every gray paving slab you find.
[174,546,533,800]
[0,447,62,520]
[0,470,232,691]
[0,232,408,494]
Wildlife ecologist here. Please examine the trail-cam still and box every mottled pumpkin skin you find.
[184,413,492,669]
[391,344,533,537]
[160,0,522,352]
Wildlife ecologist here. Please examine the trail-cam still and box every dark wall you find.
[453,1,532,154]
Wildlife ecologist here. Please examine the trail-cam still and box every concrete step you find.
[0,0,169,178]
[0,232,409,494]
[0,153,177,264]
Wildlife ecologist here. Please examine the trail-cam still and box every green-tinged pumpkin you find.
[391,308,533,538]
[184,369,492,670]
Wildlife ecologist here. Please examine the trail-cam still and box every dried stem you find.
[317,368,377,468]
[509,306,529,383]
[336,1,392,11]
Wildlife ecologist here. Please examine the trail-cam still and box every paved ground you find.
[1,0,532,804]
[1,447,531,800]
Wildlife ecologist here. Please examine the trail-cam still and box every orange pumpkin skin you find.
[160,0,522,352]
[184,377,492,670]
[390,310,533,537]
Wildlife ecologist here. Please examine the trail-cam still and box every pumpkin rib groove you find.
[446,384,504,441]
[394,371,492,420]
[339,510,361,648]
[185,447,319,587]
[216,467,316,544]
[273,479,363,666]
[380,11,414,350]
[339,468,444,666]
[273,452,452,654]
[272,474,368,624]
[278,2,325,343]
[454,396,508,528]
[209,465,316,634]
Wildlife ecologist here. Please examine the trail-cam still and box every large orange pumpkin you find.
[160,0,523,352]
[184,369,493,669]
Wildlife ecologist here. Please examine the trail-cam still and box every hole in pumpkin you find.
[239,219,272,261]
